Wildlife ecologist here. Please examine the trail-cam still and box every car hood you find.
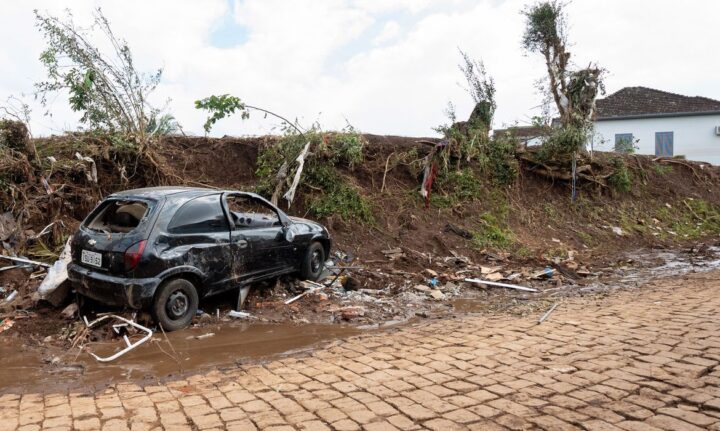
[289,216,327,234]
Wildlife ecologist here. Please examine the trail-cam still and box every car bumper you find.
[67,263,161,309]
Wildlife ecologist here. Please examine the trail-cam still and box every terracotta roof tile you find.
[596,87,720,119]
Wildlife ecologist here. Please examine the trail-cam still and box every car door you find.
[223,193,293,277]
[163,194,234,295]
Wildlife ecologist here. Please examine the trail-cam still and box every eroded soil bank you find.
[2,133,720,393]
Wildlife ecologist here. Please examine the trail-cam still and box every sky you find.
[1,0,719,138]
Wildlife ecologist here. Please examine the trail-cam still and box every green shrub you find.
[473,212,514,250]
[538,125,588,161]
[608,157,632,193]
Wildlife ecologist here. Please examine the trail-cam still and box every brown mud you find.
[0,322,359,394]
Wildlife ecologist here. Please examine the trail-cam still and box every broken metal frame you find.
[284,265,364,305]
[82,314,153,362]
[464,278,539,292]
[0,255,51,268]
[285,280,325,305]
[538,303,559,324]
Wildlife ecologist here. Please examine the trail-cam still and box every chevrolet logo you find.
[88,239,97,246]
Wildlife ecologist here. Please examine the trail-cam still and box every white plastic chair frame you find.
[83,314,153,362]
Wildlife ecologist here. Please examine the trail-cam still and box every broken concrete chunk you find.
[484,272,504,281]
[443,282,458,291]
[61,302,78,319]
[480,266,502,275]
[429,290,445,300]
[413,284,431,292]
[424,268,438,277]
[340,306,366,320]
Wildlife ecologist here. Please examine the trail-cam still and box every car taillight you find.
[124,240,146,271]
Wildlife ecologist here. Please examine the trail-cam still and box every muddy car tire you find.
[152,278,198,331]
[300,242,325,281]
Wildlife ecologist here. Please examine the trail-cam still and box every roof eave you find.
[596,110,720,121]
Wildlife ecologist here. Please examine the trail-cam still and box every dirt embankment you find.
[153,134,720,266]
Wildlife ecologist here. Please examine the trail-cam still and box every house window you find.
[614,133,634,153]
[655,132,674,157]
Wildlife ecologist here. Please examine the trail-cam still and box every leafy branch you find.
[34,8,177,146]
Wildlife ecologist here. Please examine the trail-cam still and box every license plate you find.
[81,250,102,268]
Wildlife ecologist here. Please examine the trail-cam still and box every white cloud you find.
[373,21,401,45]
[0,0,719,138]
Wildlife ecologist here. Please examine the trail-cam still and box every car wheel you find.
[151,278,198,332]
[300,242,325,281]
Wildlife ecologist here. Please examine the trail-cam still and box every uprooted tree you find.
[518,1,625,193]
[34,8,177,148]
[521,1,604,157]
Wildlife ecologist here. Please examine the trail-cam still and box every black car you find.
[68,187,331,330]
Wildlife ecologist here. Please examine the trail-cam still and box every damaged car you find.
[68,187,331,330]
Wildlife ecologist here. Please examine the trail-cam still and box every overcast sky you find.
[1,0,718,138]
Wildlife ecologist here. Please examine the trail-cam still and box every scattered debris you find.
[429,290,445,300]
[61,302,78,319]
[227,310,253,319]
[484,272,504,281]
[285,280,326,304]
[83,314,153,363]
[444,223,473,239]
[413,284,431,292]
[75,152,98,183]
[0,255,50,268]
[4,290,18,303]
[611,226,624,236]
[0,318,14,334]
[531,268,555,279]
[0,265,21,272]
[340,306,366,320]
[424,268,438,277]
[538,303,559,324]
[382,248,404,260]
[465,278,539,293]
[195,333,215,340]
[37,238,72,306]
[480,266,503,274]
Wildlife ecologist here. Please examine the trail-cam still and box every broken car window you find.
[226,195,280,229]
[85,200,149,234]
[168,194,228,234]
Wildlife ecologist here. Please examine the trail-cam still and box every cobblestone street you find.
[3,272,720,431]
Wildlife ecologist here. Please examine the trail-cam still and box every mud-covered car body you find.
[68,187,331,312]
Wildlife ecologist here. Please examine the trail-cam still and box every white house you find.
[591,87,720,164]
[492,126,545,147]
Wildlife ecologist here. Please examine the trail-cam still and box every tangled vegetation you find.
[256,126,373,223]
[34,9,177,146]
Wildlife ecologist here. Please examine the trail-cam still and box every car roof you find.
[110,186,219,199]
[109,187,263,200]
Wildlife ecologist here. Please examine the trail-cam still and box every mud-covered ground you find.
[1,242,719,394]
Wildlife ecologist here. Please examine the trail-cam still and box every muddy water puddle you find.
[0,322,359,393]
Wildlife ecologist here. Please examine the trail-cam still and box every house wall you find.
[590,114,720,164]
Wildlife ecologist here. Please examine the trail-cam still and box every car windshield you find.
[85,199,150,234]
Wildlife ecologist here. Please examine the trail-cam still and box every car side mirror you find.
[284,225,297,242]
